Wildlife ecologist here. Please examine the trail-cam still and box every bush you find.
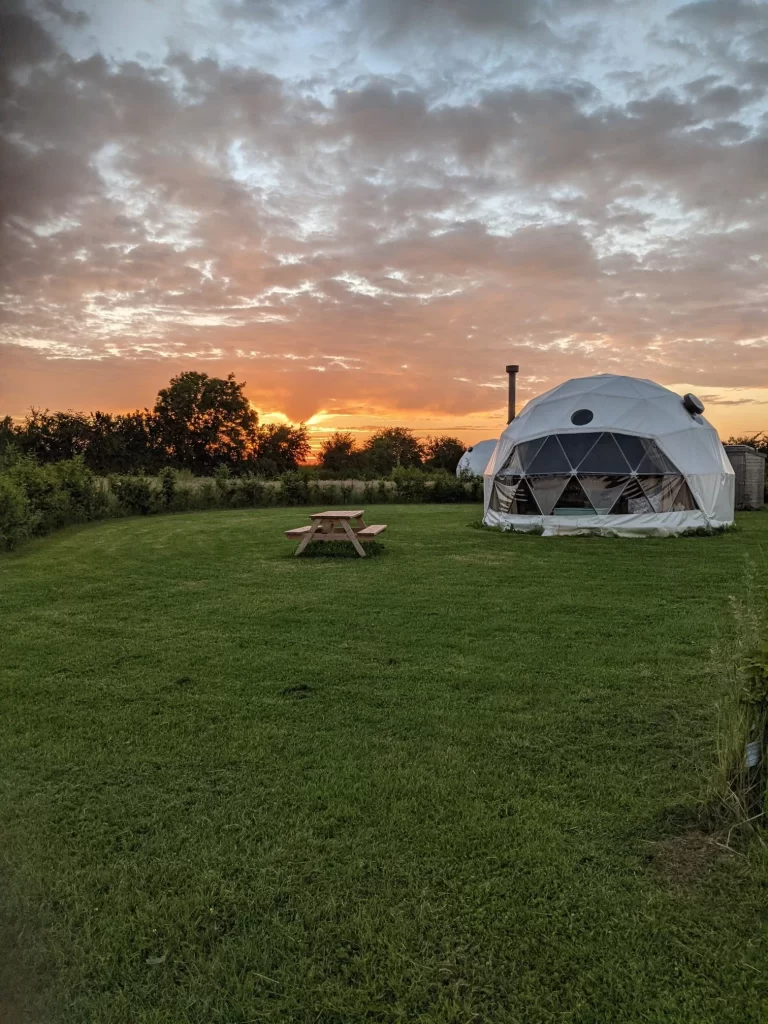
[280,471,310,506]
[429,470,468,503]
[214,465,238,506]
[0,453,107,543]
[159,468,176,509]
[391,467,427,503]
[51,457,108,521]
[198,480,218,509]
[362,481,378,504]
[110,476,160,516]
[0,477,34,549]
[4,454,70,534]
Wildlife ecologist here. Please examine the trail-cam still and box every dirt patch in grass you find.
[646,829,734,889]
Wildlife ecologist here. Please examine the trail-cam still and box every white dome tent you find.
[483,374,734,537]
[456,439,498,478]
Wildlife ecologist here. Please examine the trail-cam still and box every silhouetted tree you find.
[255,423,311,474]
[318,431,359,474]
[362,427,424,474]
[0,416,17,458]
[18,410,91,463]
[83,410,163,475]
[423,435,465,473]
[154,371,259,473]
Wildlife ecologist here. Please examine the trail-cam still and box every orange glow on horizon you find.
[2,349,766,460]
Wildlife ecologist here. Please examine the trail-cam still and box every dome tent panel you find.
[483,374,734,537]
[578,433,633,474]
[488,476,539,515]
[528,476,570,515]
[635,443,678,475]
[579,475,636,515]
[526,435,571,474]
[558,432,603,468]
[640,475,690,512]
[613,434,648,470]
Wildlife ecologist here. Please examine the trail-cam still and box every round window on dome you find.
[571,409,594,425]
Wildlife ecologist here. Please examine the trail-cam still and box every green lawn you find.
[2,506,767,1023]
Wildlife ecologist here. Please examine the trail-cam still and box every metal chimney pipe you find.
[506,364,519,424]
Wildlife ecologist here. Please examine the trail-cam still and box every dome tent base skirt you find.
[483,508,732,537]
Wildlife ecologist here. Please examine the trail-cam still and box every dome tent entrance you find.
[483,374,734,537]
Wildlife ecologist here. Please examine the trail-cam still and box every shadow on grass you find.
[290,540,387,558]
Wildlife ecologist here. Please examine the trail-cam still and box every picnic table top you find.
[309,510,365,520]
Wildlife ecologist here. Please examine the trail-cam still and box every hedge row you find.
[0,456,483,551]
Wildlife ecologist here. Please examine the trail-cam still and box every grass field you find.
[2,505,768,1023]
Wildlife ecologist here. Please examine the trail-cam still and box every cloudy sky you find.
[2,0,767,447]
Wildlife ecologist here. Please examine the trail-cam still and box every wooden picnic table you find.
[285,510,387,557]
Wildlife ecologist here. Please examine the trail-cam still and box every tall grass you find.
[708,560,768,839]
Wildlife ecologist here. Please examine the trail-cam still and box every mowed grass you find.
[2,505,768,1023]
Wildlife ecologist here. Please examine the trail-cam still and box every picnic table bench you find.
[285,510,387,557]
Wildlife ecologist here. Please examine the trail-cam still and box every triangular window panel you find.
[578,475,632,515]
[528,475,570,515]
[553,476,596,514]
[527,435,571,474]
[639,474,684,512]
[578,433,632,474]
[670,479,698,511]
[501,447,524,475]
[557,432,603,470]
[490,477,541,515]
[614,434,651,472]
[512,477,541,515]
[608,479,654,514]
[636,442,679,475]
[490,477,521,513]
[622,476,647,500]
[516,437,548,472]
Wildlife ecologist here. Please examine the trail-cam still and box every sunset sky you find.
[2,0,768,451]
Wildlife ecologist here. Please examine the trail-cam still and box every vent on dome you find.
[683,393,705,416]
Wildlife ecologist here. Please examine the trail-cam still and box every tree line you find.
[0,371,467,477]
[725,433,768,455]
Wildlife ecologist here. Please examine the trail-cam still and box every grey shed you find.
[724,445,766,510]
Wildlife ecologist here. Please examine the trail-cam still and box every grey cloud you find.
[220,0,331,20]
[694,84,752,117]
[0,3,56,74]
[223,0,547,34]
[698,393,766,405]
[331,81,509,158]
[41,0,88,26]
[670,0,768,29]
[745,59,768,81]
[357,0,544,38]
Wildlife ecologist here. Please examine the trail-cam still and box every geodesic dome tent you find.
[483,374,734,537]
[456,439,498,477]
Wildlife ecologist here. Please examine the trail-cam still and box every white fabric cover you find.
[483,374,734,536]
[456,439,498,477]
